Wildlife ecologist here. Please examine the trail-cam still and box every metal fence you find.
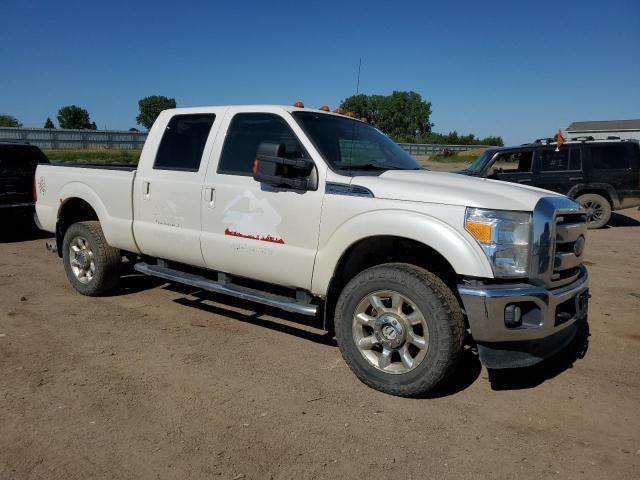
[0,126,488,155]
[398,143,487,156]
[0,127,147,150]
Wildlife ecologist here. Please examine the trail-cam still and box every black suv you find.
[456,138,640,228]
[0,142,49,220]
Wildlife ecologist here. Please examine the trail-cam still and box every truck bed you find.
[46,162,137,172]
[35,163,139,253]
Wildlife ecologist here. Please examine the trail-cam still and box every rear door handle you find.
[204,186,215,208]
[568,177,584,181]
[143,181,151,200]
[518,179,532,183]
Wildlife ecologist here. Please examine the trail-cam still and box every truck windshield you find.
[292,111,422,172]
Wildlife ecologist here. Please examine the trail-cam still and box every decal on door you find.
[222,190,285,244]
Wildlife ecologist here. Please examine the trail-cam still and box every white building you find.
[566,119,640,141]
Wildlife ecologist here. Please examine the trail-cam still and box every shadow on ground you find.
[103,272,591,398]
[172,287,336,346]
[488,319,590,390]
[606,211,640,228]
[0,216,52,243]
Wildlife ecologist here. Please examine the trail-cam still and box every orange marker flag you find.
[556,128,565,151]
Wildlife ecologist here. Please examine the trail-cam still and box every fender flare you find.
[567,183,620,209]
[311,209,494,295]
[58,181,109,224]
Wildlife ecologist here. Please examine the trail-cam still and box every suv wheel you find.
[334,263,465,397]
[576,193,611,229]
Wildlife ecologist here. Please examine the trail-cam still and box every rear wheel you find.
[62,221,121,296]
[576,193,611,229]
[334,263,465,397]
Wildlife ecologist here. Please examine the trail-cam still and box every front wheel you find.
[62,221,121,296]
[576,193,611,229]
[334,263,465,397]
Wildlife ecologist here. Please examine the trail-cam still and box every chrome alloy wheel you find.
[352,290,429,374]
[582,200,604,224]
[69,236,95,284]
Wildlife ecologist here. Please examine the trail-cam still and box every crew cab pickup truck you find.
[35,105,590,396]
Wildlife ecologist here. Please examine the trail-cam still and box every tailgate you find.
[0,146,46,206]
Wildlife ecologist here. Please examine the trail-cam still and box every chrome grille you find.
[550,213,587,288]
[530,197,587,289]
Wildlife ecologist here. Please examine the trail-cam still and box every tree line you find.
[0,95,176,131]
[1,92,503,146]
[340,91,503,146]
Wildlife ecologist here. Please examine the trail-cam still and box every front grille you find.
[550,213,587,288]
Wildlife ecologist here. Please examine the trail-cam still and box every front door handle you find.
[568,177,584,181]
[143,181,151,200]
[518,179,532,183]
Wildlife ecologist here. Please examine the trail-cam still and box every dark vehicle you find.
[0,142,49,220]
[456,138,640,228]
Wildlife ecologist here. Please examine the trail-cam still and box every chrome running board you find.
[134,262,318,316]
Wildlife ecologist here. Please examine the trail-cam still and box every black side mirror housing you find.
[252,142,316,191]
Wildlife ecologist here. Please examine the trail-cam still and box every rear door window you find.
[154,114,216,171]
[590,144,637,170]
[537,148,581,171]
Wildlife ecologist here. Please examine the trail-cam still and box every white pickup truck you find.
[35,105,590,396]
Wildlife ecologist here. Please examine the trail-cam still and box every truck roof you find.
[161,104,362,119]
[485,137,640,153]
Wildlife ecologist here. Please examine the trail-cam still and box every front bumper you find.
[458,266,589,368]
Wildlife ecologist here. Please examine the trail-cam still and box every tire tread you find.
[334,263,464,397]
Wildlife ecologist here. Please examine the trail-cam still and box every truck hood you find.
[351,170,562,211]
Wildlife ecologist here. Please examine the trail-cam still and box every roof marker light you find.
[360,117,368,123]
[294,101,305,108]
[333,108,344,114]
[345,111,355,117]
[319,105,330,112]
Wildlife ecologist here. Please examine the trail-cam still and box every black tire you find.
[576,193,611,229]
[62,221,121,296]
[334,263,465,397]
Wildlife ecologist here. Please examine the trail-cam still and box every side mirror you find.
[252,142,316,191]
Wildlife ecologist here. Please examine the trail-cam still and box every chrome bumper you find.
[458,266,589,343]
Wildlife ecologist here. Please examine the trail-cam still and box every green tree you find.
[57,105,93,129]
[340,91,432,143]
[0,115,22,127]
[136,95,176,130]
[128,127,139,132]
[480,136,504,147]
[340,94,383,125]
[418,131,503,146]
[44,117,55,129]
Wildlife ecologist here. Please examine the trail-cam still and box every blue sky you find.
[2,0,639,144]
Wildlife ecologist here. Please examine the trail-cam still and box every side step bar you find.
[134,262,318,316]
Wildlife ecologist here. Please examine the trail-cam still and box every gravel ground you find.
[1,207,639,479]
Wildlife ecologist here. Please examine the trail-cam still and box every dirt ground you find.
[1,206,639,480]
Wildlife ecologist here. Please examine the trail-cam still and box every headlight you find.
[465,208,531,278]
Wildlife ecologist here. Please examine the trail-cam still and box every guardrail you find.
[398,143,487,156]
[0,127,147,150]
[0,126,491,155]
